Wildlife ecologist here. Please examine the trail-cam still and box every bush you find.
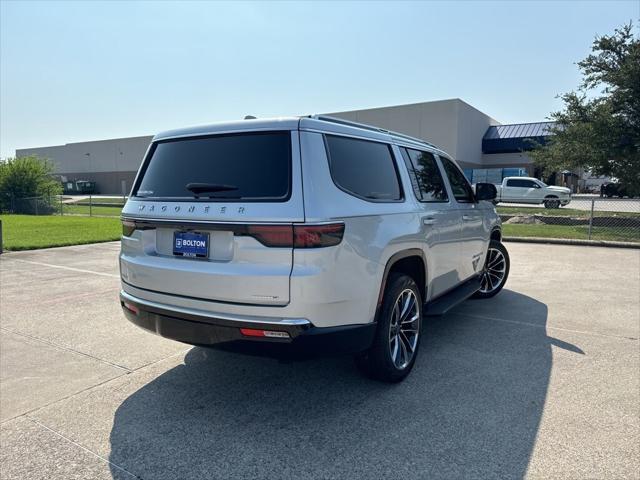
[0,156,62,213]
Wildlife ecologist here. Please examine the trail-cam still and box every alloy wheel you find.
[479,247,507,294]
[388,289,420,370]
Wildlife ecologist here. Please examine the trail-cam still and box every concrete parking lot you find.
[0,242,638,479]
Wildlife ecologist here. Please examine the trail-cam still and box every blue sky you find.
[1,0,637,158]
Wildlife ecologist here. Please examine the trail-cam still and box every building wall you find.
[16,135,152,194]
[15,99,538,194]
[480,152,535,175]
[327,98,499,167]
[455,100,500,166]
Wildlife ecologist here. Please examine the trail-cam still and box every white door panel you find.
[420,207,462,299]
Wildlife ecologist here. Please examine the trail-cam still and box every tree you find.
[530,23,640,194]
[0,155,62,212]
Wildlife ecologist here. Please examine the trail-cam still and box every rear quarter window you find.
[324,135,402,202]
[134,131,291,201]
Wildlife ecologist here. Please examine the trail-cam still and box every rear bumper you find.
[120,291,376,358]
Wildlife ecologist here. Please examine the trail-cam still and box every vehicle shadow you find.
[108,290,578,479]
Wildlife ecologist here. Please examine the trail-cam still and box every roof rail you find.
[309,115,438,150]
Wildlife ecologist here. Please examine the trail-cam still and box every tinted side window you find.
[400,148,448,202]
[440,157,474,202]
[506,179,536,188]
[325,135,402,201]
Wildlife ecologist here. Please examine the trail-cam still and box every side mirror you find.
[475,182,497,201]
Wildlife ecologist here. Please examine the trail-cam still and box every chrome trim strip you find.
[120,216,345,227]
[120,290,310,326]
[120,216,290,225]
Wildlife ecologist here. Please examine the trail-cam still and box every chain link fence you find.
[498,197,640,244]
[1,194,126,217]
[1,194,638,244]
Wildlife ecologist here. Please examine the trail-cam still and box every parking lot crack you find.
[0,326,132,372]
[4,258,120,278]
[0,349,189,425]
[26,417,142,479]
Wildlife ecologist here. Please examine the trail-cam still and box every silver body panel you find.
[120,116,500,329]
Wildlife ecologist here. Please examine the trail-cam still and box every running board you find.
[424,276,482,316]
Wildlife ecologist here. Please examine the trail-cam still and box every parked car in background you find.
[62,179,97,195]
[119,116,509,382]
[494,177,571,208]
[603,182,637,198]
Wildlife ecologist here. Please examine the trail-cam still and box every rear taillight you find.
[122,220,136,237]
[245,223,344,248]
[245,225,294,248]
[294,223,344,248]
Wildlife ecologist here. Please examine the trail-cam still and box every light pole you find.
[84,153,92,213]
[84,152,92,178]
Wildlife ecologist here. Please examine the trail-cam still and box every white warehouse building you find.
[16,98,552,194]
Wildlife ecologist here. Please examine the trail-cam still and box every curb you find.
[503,236,640,249]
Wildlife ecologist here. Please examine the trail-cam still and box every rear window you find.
[134,132,291,201]
[325,135,402,202]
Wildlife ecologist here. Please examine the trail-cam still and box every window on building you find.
[400,148,448,202]
[325,135,402,201]
[440,156,475,202]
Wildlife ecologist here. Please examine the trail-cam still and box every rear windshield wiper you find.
[186,183,239,198]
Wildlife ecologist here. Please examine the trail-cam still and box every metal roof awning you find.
[482,122,556,154]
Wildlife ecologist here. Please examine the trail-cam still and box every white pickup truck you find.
[494,177,572,208]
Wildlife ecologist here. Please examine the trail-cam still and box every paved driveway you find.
[1,242,638,479]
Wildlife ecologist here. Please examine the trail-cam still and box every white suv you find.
[120,116,509,382]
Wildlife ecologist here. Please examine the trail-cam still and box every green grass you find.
[497,206,640,218]
[503,223,640,243]
[0,215,121,251]
[62,204,123,216]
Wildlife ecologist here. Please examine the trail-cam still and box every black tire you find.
[544,197,560,209]
[355,273,422,383]
[472,240,510,299]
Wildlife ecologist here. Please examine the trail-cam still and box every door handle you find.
[462,215,472,221]
[422,217,436,225]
